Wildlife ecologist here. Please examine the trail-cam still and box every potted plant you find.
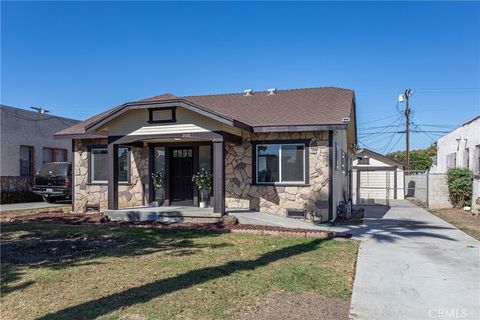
[192,169,213,208]
[152,170,165,207]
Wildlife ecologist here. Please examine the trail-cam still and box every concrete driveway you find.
[348,200,480,320]
[0,201,68,213]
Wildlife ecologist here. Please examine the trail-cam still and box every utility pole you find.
[403,89,412,169]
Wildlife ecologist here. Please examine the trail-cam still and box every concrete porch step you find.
[105,206,221,223]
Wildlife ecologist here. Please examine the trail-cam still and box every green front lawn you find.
[1,221,358,320]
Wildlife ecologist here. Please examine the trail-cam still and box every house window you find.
[463,148,469,169]
[358,156,370,165]
[199,145,211,171]
[89,147,130,184]
[43,148,67,163]
[341,150,346,173]
[256,144,305,184]
[20,145,34,176]
[90,149,108,183]
[474,145,480,177]
[148,107,176,123]
[118,147,130,183]
[446,152,457,169]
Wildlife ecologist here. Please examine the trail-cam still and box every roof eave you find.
[252,124,348,133]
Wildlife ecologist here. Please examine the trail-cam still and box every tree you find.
[386,143,435,171]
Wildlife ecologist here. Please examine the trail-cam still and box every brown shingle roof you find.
[56,87,354,136]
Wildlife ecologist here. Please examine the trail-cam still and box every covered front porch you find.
[106,130,242,216]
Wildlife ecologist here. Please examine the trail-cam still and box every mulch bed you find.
[4,211,352,239]
[335,208,365,226]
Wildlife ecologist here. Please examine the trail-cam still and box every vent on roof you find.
[243,89,252,96]
[342,117,350,124]
[267,88,276,95]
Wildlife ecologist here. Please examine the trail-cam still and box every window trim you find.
[87,145,131,185]
[252,139,310,186]
[19,145,34,177]
[148,107,177,124]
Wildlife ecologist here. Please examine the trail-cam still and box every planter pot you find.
[199,201,206,208]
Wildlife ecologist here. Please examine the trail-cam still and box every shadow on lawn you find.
[0,222,230,296]
[37,238,325,320]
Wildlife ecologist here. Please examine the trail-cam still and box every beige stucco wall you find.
[73,138,148,212]
[225,131,331,221]
[99,107,241,137]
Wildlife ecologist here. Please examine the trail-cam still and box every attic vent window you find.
[358,156,370,165]
[148,107,176,124]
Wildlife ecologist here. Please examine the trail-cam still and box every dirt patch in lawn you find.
[429,208,480,241]
[1,234,123,266]
[240,291,350,320]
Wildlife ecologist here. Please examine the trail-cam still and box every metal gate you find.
[353,167,402,206]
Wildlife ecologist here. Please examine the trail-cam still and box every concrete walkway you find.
[229,209,336,230]
[348,200,480,320]
[0,201,67,212]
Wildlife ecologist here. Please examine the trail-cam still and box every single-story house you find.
[436,115,480,211]
[55,87,357,222]
[352,148,405,205]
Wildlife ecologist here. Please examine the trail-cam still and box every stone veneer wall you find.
[73,139,149,212]
[225,131,330,221]
[0,176,34,192]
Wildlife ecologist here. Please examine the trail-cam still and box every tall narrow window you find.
[199,145,211,171]
[90,149,108,183]
[335,143,339,171]
[118,147,129,183]
[463,148,469,169]
[154,147,165,174]
[446,153,457,169]
[256,143,305,184]
[20,145,34,176]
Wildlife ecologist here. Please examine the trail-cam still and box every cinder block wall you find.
[427,173,451,209]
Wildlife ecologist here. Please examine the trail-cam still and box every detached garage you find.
[352,149,406,205]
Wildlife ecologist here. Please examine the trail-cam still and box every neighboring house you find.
[437,115,480,210]
[352,149,405,205]
[55,87,357,222]
[0,105,79,193]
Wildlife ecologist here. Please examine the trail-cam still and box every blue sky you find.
[2,1,479,153]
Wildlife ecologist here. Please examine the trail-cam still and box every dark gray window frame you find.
[148,107,177,124]
[87,144,131,185]
[252,139,310,186]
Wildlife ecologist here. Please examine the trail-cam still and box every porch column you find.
[107,141,119,210]
[148,145,154,204]
[213,140,225,215]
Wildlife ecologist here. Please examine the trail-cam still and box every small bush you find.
[0,191,43,204]
[447,168,473,208]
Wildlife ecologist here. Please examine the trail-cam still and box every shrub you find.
[1,191,43,204]
[447,168,473,208]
